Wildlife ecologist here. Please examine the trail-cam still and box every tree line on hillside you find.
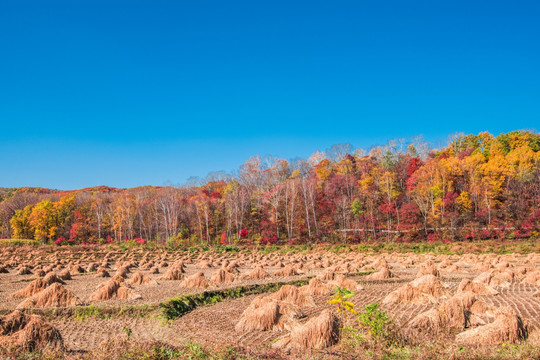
[1,130,539,246]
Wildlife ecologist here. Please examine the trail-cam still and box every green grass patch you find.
[73,304,157,321]
[356,270,376,276]
[214,245,241,253]
[0,239,41,246]
[11,304,159,321]
[160,278,311,321]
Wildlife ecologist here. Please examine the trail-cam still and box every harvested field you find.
[0,244,539,359]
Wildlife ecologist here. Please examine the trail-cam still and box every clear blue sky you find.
[1,1,538,189]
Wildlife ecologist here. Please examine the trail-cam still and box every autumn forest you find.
[2,130,539,247]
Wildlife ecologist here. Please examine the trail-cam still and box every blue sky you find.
[1,1,538,189]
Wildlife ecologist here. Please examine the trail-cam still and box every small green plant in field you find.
[327,286,357,315]
[259,244,279,254]
[187,341,206,357]
[496,342,522,358]
[75,305,109,321]
[328,287,395,350]
[357,302,393,340]
[342,324,366,350]
[328,286,366,349]
[122,326,132,340]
